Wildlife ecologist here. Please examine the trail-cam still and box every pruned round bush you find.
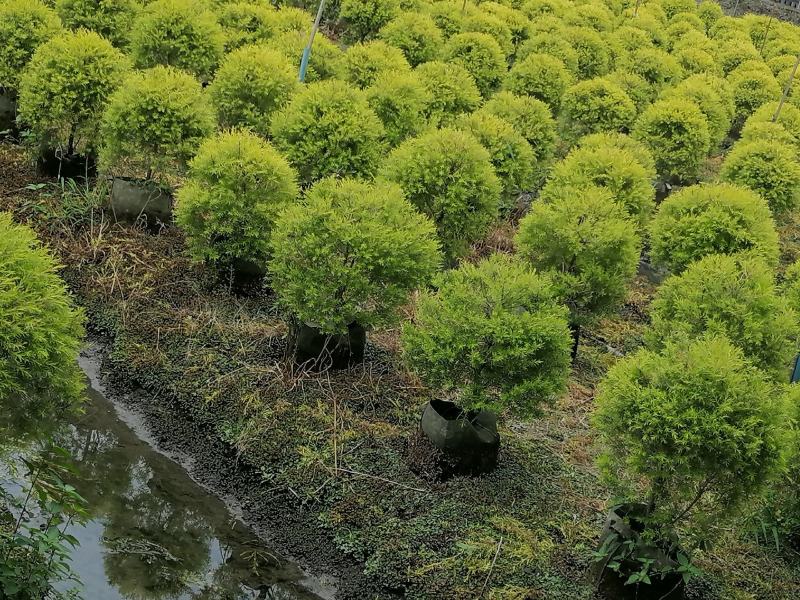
[18,30,129,154]
[270,79,385,185]
[718,38,761,75]
[100,66,215,179]
[503,53,572,111]
[648,253,797,378]
[270,6,314,34]
[419,0,465,39]
[560,77,636,140]
[175,130,299,271]
[338,0,399,43]
[267,30,344,82]
[662,74,732,148]
[610,24,655,55]
[455,111,536,202]
[208,45,298,137]
[0,0,61,91]
[217,2,278,51]
[563,2,614,32]
[606,70,656,112]
[480,91,556,164]
[343,40,411,89]
[744,101,800,154]
[522,0,571,19]
[366,71,430,146]
[697,0,723,32]
[661,0,697,20]
[624,46,683,89]
[516,185,641,327]
[721,140,800,216]
[741,120,797,148]
[782,259,800,315]
[443,32,506,97]
[674,45,721,77]
[577,132,657,179]
[594,334,786,538]
[728,66,782,126]
[130,0,224,80]
[564,26,611,79]
[55,0,141,47]
[633,98,710,182]
[517,31,579,74]
[480,2,530,48]
[401,253,571,415]
[0,212,85,414]
[380,127,500,261]
[415,60,481,126]
[378,12,443,66]
[462,13,514,58]
[649,183,780,273]
[540,145,655,227]
[269,177,441,333]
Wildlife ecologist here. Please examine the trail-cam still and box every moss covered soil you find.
[2,141,800,599]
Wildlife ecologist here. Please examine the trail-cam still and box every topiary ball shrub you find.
[606,70,656,113]
[217,1,278,51]
[594,334,786,550]
[55,0,141,48]
[0,0,61,93]
[401,253,572,416]
[100,66,215,179]
[648,183,780,274]
[380,127,500,262]
[480,91,556,164]
[443,32,506,98]
[269,177,441,334]
[516,185,641,330]
[517,32,580,75]
[462,13,514,58]
[455,111,536,203]
[267,30,344,83]
[743,102,800,154]
[648,253,797,379]
[18,30,129,156]
[0,212,85,415]
[564,26,611,79]
[503,53,572,112]
[378,12,444,67]
[540,145,655,227]
[633,98,710,183]
[560,78,636,141]
[270,79,385,186]
[175,130,299,272]
[338,0,399,43]
[342,40,411,89]
[720,140,800,216]
[577,132,657,180]
[366,71,430,147]
[662,74,733,149]
[415,60,481,126]
[208,45,299,138]
[130,0,224,81]
[624,46,683,90]
[728,66,782,127]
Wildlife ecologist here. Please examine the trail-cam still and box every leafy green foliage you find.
[662,74,733,148]
[379,12,444,66]
[721,140,800,216]
[479,91,556,164]
[443,32,506,98]
[365,71,430,147]
[594,334,787,538]
[455,111,536,202]
[633,98,710,182]
[743,101,800,155]
[0,213,85,414]
[624,46,683,90]
[540,145,655,227]
[516,185,641,326]
[208,44,299,137]
[0,0,61,91]
[728,65,782,126]
[517,31,579,75]
[649,183,780,274]
[564,26,611,79]
[342,40,411,89]
[339,0,399,43]
[401,253,571,415]
[380,127,500,262]
[462,13,514,58]
[576,131,656,180]
[503,53,572,111]
[269,177,441,333]
[648,254,797,379]
[266,30,344,83]
[560,77,636,141]
[270,79,385,185]
[100,66,214,179]
[414,60,481,126]
[55,0,141,47]
[217,1,278,51]
[175,130,299,271]
[606,69,656,112]
[17,30,129,153]
[130,0,224,80]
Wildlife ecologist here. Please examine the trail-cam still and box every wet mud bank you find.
[80,341,391,600]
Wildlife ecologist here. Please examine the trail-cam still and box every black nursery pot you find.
[292,322,366,370]
[592,503,685,600]
[0,89,16,135]
[37,148,97,179]
[110,177,173,226]
[229,258,267,289]
[420,399,501,475]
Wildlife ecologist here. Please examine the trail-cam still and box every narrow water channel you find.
[2,352,335,600]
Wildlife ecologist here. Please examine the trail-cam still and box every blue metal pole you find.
[299,0,327,83]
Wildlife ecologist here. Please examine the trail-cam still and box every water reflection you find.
[36,373,330,600]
